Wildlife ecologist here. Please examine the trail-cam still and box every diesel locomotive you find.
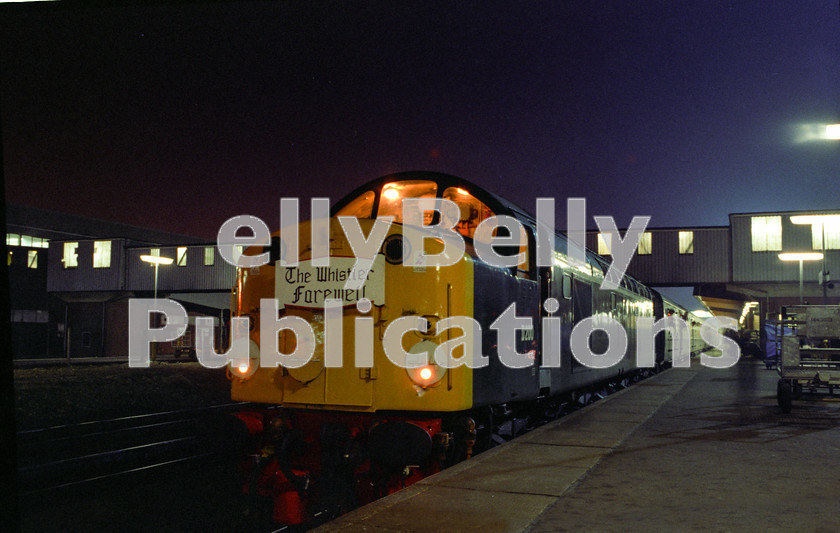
[226,171,707,524]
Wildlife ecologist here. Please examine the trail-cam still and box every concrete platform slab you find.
[315,358,840,532]
[321,485,556,533]
[432,461,590,496]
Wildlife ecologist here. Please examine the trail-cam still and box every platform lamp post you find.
[140,254,174,360]
[778,252,823,305]
[790,214,840,304]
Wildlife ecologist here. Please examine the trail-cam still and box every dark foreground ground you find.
[13,362,231,430]
[12,362,261,532]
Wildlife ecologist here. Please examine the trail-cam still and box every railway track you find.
[16,402,251,496]
[14,370,668,532]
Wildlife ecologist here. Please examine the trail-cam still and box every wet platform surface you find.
[314,356,840,532]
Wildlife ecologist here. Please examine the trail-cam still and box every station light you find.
[789,215,840,226]
[790,214,838,303]
[140,254,174,362]
[793,123,840,142]
[140,254,174,265]
[739,301,759,325]
[779,252,823,304]
[778,252,824,261]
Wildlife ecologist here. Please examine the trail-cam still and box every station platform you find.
[314,356,840,532]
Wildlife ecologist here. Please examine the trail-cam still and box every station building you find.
[6,203,235,359]
[6,203,839,360]
[588,209,840,332]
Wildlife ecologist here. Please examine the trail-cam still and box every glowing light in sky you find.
[793,123,840,143]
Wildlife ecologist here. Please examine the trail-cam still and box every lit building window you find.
[63,242,79,268]
[751,216,782,251]
[9,234,50,248]
[150,248,160,256]
[177,247,187,267]
[93,241,111,268]
[679,231,694,254]
[28,250,38,269]
[204,246,215,266]
[637,232,652,255]
[597,233,612,255]
[810,219,840,250]
[10,310,48,323]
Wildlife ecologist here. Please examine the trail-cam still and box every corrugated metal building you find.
[588,209,840,331]
[7,204,233,359]
[587,226,731,285]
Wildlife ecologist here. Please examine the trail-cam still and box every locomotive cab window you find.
[335,190,375,219]
[441,187,495,240]
[377,180,438,224]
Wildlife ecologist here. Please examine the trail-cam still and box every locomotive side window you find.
[377,180,438,223]
[562,273,572,299]
[441,187,495,241]
[335,190,375,219]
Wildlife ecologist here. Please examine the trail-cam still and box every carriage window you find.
[441,187,495,241]
[335,190,375,219]
[562,274,572,299]
[377,181,438,223]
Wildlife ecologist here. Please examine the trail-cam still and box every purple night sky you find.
[2,1,839,241]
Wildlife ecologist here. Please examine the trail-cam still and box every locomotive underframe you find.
[232,361,668,526]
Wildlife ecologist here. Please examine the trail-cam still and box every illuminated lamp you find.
[140,254,174,361]
[229,340,260,380]
[405,340,446,389]
[790,214,840,304]
[779,252,823,304]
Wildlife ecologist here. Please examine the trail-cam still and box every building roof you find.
[5,203,209,246]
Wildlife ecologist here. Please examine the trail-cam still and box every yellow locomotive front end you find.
[230,180,483,414]
[225,174,519,525]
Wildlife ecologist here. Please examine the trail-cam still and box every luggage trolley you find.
[774,305,840,413]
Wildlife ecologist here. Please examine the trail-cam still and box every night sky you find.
[2,1,839,241]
